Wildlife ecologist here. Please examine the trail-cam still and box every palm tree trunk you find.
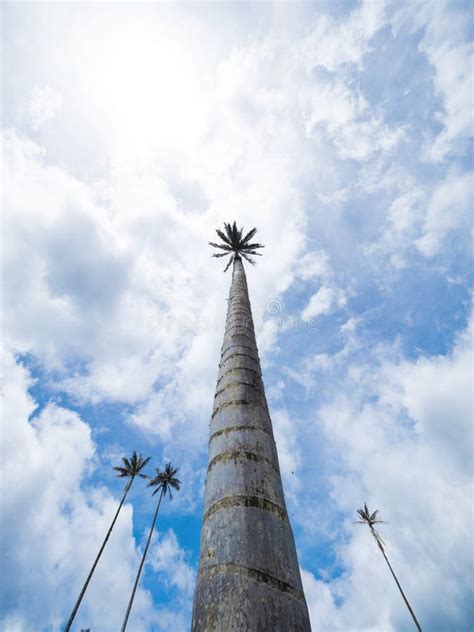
[376,539,422,632]
[64,478,133,632]
[120,489,164,632]
[192,257,311,630]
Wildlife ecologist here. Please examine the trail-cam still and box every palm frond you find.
[241,227,257,245]
[113,466,130,478]
[241,242,264,251]
[241,249,263,256]
[137,456,151,471]
[224,255,235,272]
[209,242,232,251]
[216,228,232,246]
[240,253,256,265]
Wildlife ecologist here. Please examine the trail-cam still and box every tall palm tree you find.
[209,221,264,271]
[120,463,181,632]
[64,451,150,632]
[355,503,422,632]
[192,223,311,630]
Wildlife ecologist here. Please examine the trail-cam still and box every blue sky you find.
[1,1,472,631]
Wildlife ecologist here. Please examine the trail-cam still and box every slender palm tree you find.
[120,463,181,632]
[64,451,150,632]
[355,503,422,632]
[209,221,264,272]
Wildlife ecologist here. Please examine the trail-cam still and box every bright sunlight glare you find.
[77,17,206,158]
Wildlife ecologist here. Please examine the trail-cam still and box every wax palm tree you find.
[209,221,264,272]
[355,503,422,632]
[64,451,150,632]
[120,463,181,632]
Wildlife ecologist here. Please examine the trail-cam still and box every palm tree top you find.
[209,221,264,272]
[113,450,151,479]
[148,463,181,499]
[355,502,388,547]
[355,503,386,526]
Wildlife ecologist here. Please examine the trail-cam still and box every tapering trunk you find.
[192,257,311,631]
[376,539,422,632]
[64,478,133,632]
[120,489,164,632]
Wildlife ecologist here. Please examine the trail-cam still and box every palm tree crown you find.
[113,451,151,480]
[148,463,181,499]
[209,221,264,271]
[355,502,387,548]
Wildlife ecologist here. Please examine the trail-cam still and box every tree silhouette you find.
[120,463,181,632]
[355,503,422,632]
[64,451,150,631]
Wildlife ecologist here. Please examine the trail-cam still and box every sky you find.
[0,1,473,631]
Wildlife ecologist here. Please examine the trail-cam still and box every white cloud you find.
[300,317,473,630]
[301,569,344,632]
[419,18,473,162]
[303,1,387,72]
[302,286,334,320]
[302,285,346,322]
[272,408,303,492]
[0,349,167,631]
[380,320,473,476]
[340,316,359,335]
[392,0,473,162]
[2,3,472,629]
[297,250,331,281]
[299,2,406,165]
[150,529,195,598]
[333,118,405,162]
[26,86,62,131]
[415,171,472,257]
[368,167,471,266]
[303,75,405,162]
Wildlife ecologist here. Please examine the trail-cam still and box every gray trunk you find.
[192,257,311,631]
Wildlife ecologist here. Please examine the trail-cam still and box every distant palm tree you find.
[120,463,181,632]
[209,221,264,272]
[64,451,150,632]
[355,503,422,632]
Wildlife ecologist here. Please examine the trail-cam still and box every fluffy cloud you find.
[303,0,386,72]
[415,170,473,257]
[0,350,186,631]
[369,167,472,267]
[2,1,472,629]
[299,317,473,631]
[302,285,347,321]
[297,250,331,281]
[25,86,62,131]
[150,530,195,600]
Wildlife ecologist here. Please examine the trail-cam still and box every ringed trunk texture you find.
[192,257,311,631]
